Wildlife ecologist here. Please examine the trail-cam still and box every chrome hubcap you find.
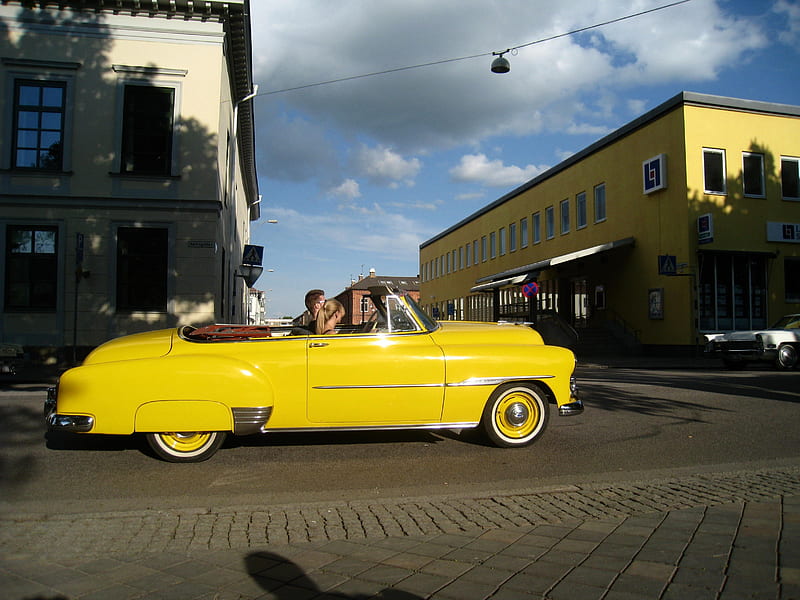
[505,402,529,427]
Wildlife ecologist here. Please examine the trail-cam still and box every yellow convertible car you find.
[45,286,582,462]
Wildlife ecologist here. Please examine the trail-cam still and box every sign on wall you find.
[767,222,800,243]
[643,153,667,194]
[698,213,714,244]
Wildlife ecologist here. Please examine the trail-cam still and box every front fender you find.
[56,354,275,435]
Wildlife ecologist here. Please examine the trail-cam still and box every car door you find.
[306,330,446,425]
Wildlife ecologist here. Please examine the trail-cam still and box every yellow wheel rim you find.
[495,390,539,439]
[158,432,213,453]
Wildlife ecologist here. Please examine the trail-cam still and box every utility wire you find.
[258,0,693,97]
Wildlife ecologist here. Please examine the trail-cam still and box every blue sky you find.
[247,0,799,318]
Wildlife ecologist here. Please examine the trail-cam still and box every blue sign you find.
[658,255,677,276]
[242,244,264,266]
[643,154,667,194]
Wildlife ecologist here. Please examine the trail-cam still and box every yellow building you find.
[420,92,800,351]
[1,1,259,361]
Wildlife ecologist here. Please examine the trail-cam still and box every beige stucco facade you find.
[420,93,800,350]
[1,1,259,358]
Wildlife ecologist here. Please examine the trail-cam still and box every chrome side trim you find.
[46,413,94,433]
[262,421,479,434]
[312,383,444,390]
[446,375,554,387]
[232,406,273,435]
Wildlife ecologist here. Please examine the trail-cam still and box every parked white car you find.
[705,314,800,369]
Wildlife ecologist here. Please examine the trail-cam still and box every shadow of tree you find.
[245,551,424,600]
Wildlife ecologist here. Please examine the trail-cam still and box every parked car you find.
[45,286,582,462]
[705,314,800,369]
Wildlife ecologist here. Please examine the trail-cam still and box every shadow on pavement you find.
[245,551,424,599]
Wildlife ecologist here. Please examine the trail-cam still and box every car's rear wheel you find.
[776,344,798,370]
[482,383,549,448]
[145,431,227,462]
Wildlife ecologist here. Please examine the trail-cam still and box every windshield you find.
[771,315,800,329]
[404,293,439,331]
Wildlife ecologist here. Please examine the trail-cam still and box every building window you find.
[742,152,765,197]
[12,80,65,170]
[473,240,478,265]
[594,184,606,223]
[121,85,175,175]
[560,199,570,234]
[703,148,726,194]
[360,296,370,315]
[446,251,451,274]
[459,246,464,270]
[509,223,517,252]
[781,157,799,200]
[698,252,767,330]
[576,192,587,229]
[490,231,497,259]
[499,227,507,255]
[532,213,541,244]
[520,217,528,248]
[4,225,58,310]
[116,227,168,312]
[481,236,487,262]
[545,206,555,239]
[786,259,800,303]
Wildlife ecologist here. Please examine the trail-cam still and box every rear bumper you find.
[45,385,94,433]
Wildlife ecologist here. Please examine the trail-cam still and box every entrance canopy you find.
[470,237,635,293]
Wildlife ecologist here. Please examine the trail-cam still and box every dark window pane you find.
[41,86,63,107]
[18,85,39,105]
[782,159,799,199]
[120,86,174,175]
[743,154,764,196]
[12,80,65,170]
[704,150,725,193]
[116,227,168,311]
[4,225,58,310]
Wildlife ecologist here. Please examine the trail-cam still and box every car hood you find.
[431,321,545,345]
[82,328,175,366]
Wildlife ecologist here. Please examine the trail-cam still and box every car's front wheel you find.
[482,383,549,448]
[145,431,227,462]
[776,344,798,370]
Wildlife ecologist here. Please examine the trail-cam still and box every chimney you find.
[369,268,376,277]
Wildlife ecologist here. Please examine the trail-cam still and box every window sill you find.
[0,168,73,176]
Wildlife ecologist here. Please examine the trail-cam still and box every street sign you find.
[658,254,677,276]
[242,244,264,266]
[521,281,539,297]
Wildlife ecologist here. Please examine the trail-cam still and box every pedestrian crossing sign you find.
[242,244,264,266]
[658,254,677,276]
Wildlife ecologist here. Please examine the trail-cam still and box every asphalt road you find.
[2,366,799,516]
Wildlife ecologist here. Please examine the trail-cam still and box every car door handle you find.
[309,342,329,348]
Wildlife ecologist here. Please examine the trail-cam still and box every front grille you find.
[717,341,758,352]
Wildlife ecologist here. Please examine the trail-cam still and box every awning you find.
[470,237,635,293]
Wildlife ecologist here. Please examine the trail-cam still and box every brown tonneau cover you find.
[185,324,272,341]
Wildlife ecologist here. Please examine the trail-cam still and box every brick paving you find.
[2,466,800,599]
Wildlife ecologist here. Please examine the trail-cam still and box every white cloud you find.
[450,153,548,188]
[329,178,361,200]
[775,0,800,45]
[353,145,421,186]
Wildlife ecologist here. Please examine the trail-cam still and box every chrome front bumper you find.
[45,386,94,433]
[559,375,583,416]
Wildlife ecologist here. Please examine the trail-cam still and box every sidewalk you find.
[2,467,800,599]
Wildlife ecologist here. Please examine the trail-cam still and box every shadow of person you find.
[245,551,424,599]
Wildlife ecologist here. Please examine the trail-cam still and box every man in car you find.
[291,289,325,331]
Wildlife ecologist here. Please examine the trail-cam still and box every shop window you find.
[576,192,587,229]
[594,184,606,222]
[781,157,799,200]
[742,152,765,197]
[4,225,58,310]
[698,252,767,330]
[786,258,800,303]
[116,227,168,311]
[703,148,726,194]
[12,80,65,170]
[560,198,570,234]
[520,217,528,248]
[545,206,554,239]
[120,85,175,175]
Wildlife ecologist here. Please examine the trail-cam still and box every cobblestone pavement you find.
[2,465,800,599]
